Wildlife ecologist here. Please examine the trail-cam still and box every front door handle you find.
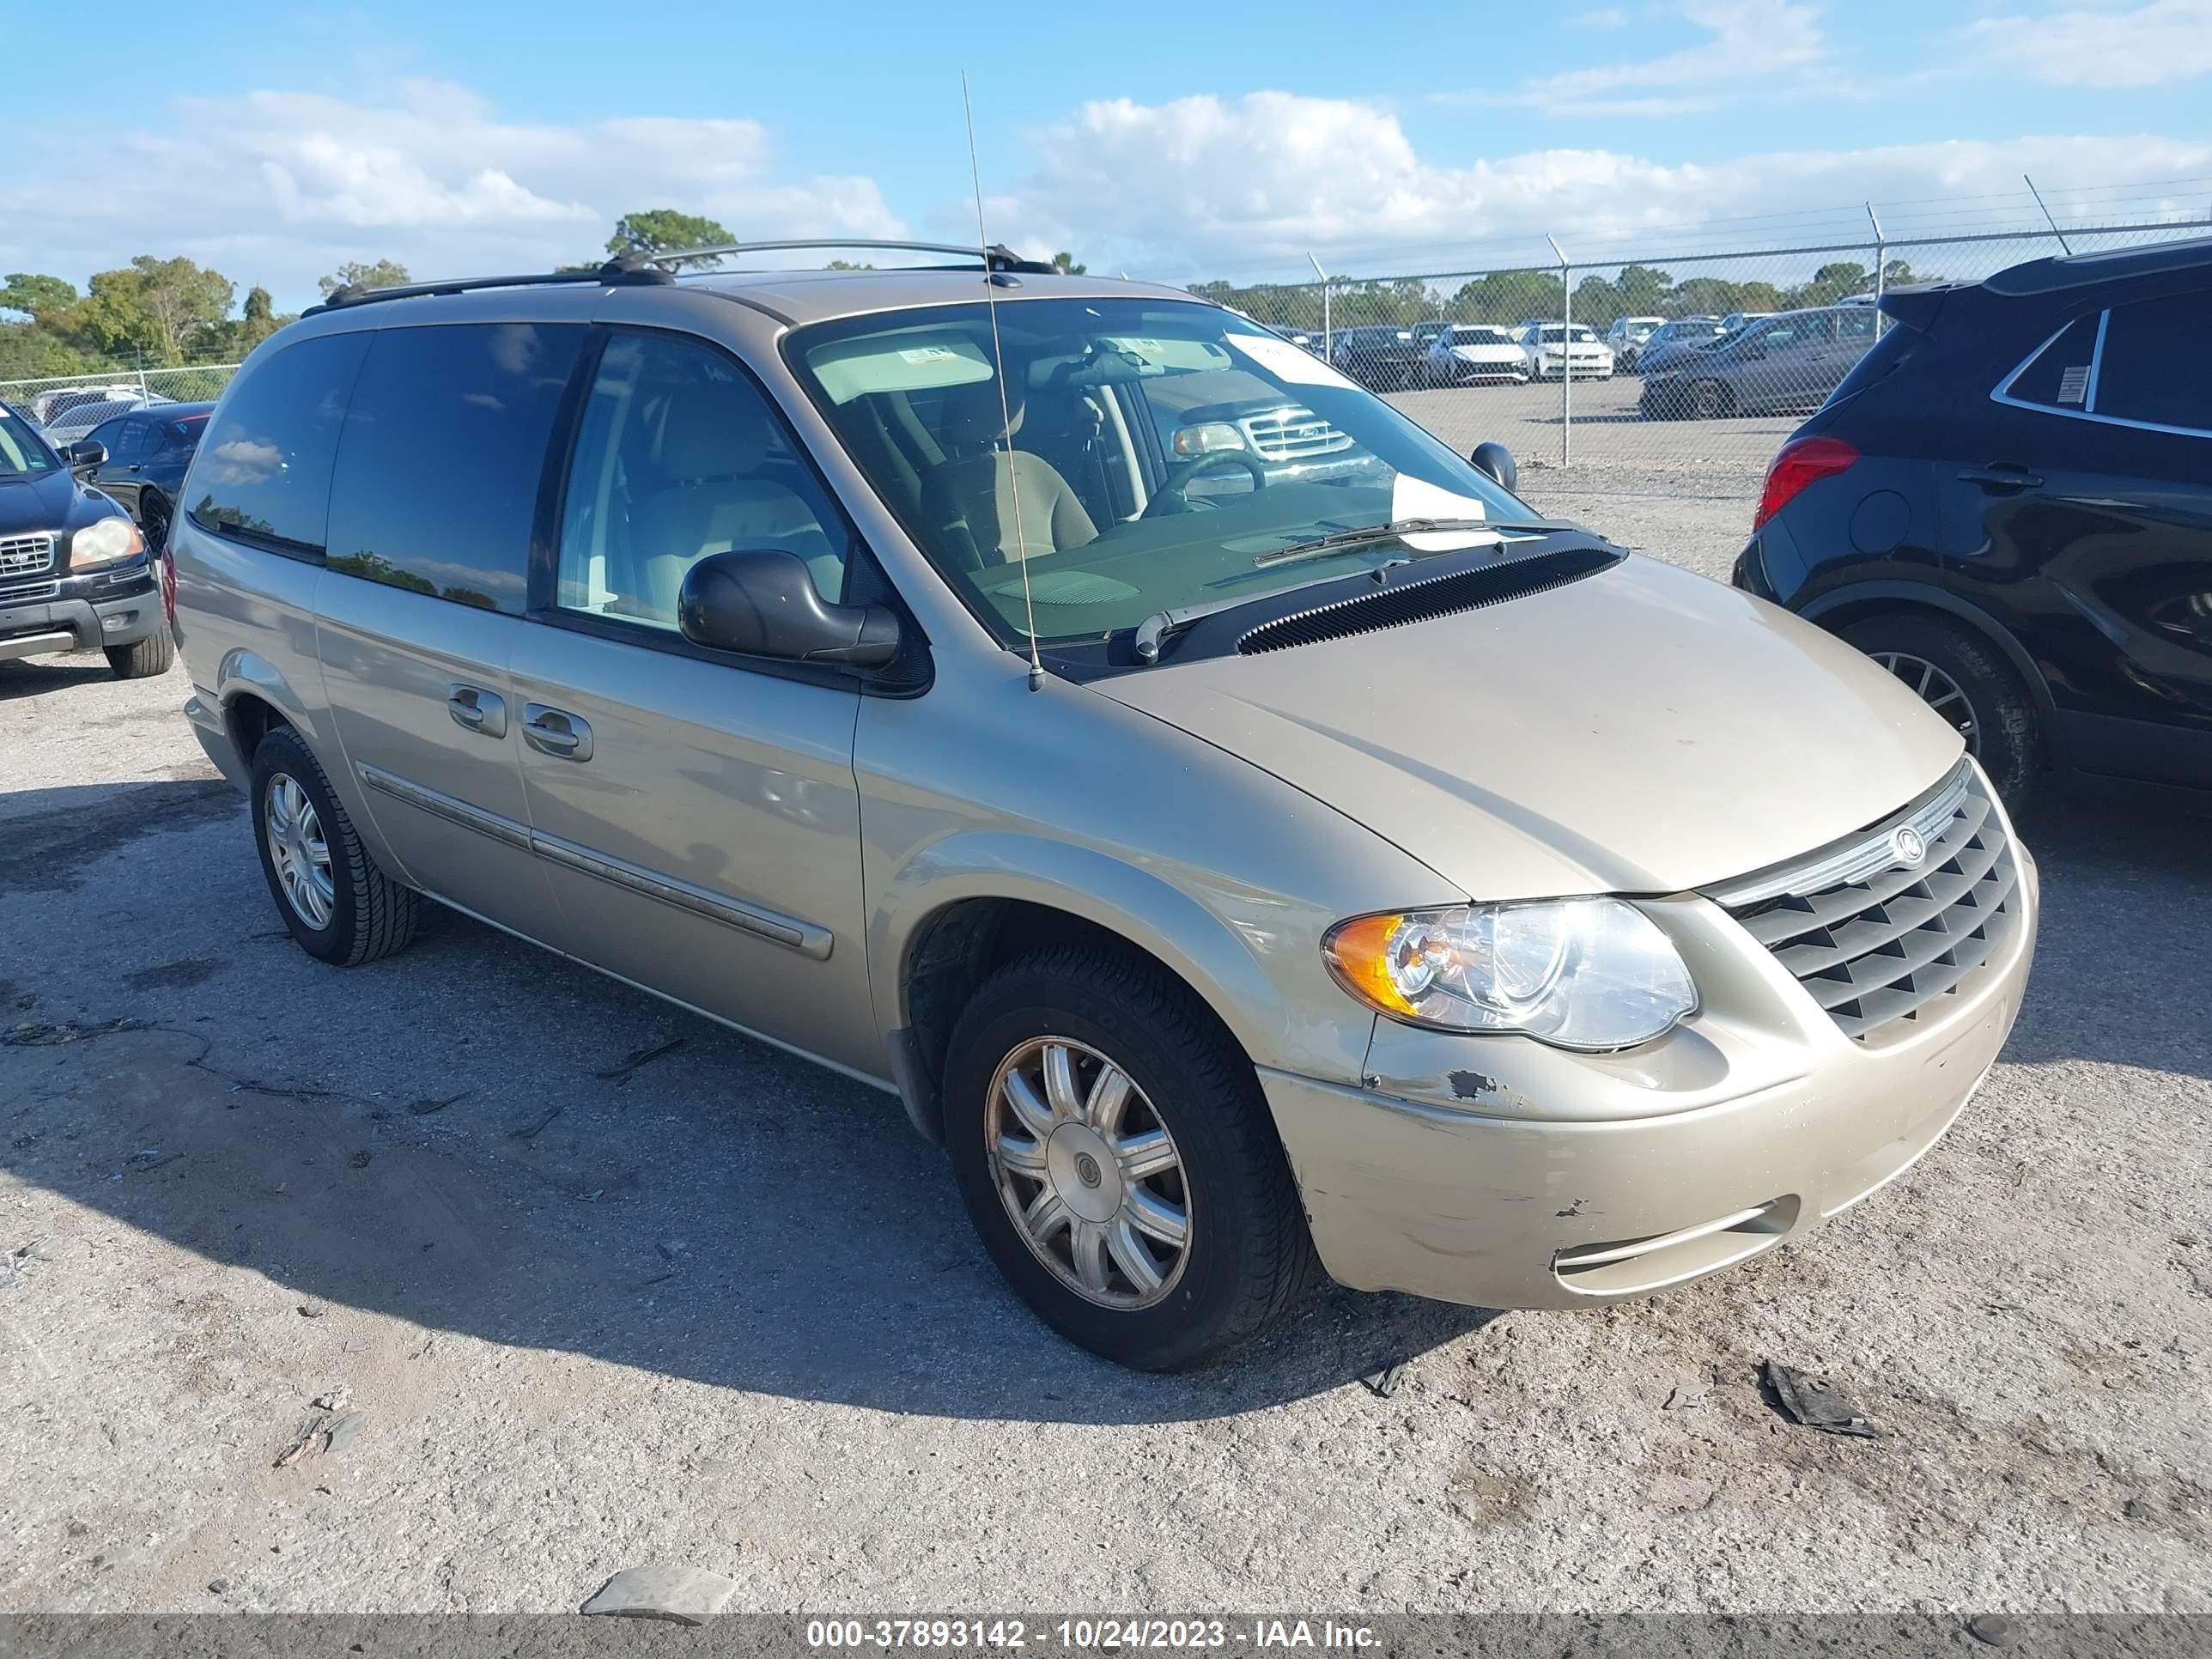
[447,684,507,738]
[522,704,593,763]
[1960,464,2044,492]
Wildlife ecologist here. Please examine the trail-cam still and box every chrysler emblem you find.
[1891,825,1928,866]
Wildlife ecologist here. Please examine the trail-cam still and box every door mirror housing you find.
[678,548,901,669]
[1469,441,1518,494]
[64,440,106,472]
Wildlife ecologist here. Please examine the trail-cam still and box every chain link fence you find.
[1198,216,2212,522]
[0,362,240,435]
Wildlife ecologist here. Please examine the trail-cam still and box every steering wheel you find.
[1144,450,1269,518]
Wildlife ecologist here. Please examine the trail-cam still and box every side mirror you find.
[1469,442,1518,494]
[65,440,106,471]
[678,549,901,669]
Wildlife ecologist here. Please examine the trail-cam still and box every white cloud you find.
[0,82,904,312]
[1960,0,2212,87]
[988,91,2212,281]
[1443,0,1827,115]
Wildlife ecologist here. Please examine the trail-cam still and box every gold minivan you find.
[168,246,2036,1368]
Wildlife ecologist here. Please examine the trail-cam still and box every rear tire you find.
[942,945,1317,1370]
[1843,614,2041,811]
[249,726,420,965]
[105,630,173,679]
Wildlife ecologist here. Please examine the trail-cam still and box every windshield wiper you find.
[1132,597,1259,664]
[1250,517,1496,568]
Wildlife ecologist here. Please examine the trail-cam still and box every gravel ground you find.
[3,453,2209,1616]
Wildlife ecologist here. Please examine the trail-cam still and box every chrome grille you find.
[1241,407,1352,461]
[1710,761,2021,1042]
[0,532,57,578]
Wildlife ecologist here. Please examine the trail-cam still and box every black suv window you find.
[2093,290,2210,434]
[189,332,370,554]
[325,323,585,613]
[2002,313,2102,410]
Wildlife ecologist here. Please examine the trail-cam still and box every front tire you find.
[1843,614,2042,810]
[1689,378,1729,419]
[249,726,420,964]
[942,945,1317,1370]
[105,629,173,679]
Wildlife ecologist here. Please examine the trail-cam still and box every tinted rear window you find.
[2094,290,2211,432]
[1822,318,1923,411]
[188,333,370,554]
[324,323,585,613]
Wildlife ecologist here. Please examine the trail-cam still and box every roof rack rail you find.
[647,238,1057,275]
[301,240,1062,317]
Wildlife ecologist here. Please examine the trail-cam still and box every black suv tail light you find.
[1754,435,1858,531]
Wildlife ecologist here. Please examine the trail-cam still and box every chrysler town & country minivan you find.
[167,247,2037,1369]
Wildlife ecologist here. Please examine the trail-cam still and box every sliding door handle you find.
[447,684,507,738]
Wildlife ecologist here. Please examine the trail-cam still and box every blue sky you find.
[5,0,2210,311]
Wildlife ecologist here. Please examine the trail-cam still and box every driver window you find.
[556,331,848,629]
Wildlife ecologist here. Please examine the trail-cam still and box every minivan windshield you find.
[787,298,1534,649]
[0,405,59,477]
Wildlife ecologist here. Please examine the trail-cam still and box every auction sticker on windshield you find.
[1225,332,1363,390]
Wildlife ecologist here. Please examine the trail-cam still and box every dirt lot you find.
[3,447,2209,1614]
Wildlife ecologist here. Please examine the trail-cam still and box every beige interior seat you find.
[630,380,842,614]
[919,377,1097,568]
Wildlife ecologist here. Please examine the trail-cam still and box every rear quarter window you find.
[323,323,586,613]
[188,332,371,554]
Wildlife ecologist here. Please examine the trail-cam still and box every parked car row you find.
[1641,305,1880,420]
[1325,320,1618,390]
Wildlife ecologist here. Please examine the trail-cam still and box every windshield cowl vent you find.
[1236,544,1625,655]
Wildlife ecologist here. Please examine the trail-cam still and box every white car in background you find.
[1517,323,1615,381]
[1604,315,1666,369]
[1422,324,1532,386]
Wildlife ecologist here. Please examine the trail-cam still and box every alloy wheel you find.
[264,772,335,929]
[1870,650,1979,751]
[986,1036,1191,1310]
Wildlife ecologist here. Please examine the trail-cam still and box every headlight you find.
[1323,898,1696,1050]
[1173,421,1247,458]
[70,516,144,570]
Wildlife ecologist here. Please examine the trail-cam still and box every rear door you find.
[508,327,877,1075]
[1976,288,2212,787]
[315,318,587,934]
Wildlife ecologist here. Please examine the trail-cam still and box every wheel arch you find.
[874,837,1318,1146]
[1798,580,2059,729]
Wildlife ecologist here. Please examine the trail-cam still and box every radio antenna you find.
[962,70,1044,693]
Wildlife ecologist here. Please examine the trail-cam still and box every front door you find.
[511,328,877,1076]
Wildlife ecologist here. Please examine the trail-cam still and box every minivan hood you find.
[1093,553,1962,901]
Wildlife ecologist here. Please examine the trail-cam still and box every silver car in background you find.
[167,251,2035,1370]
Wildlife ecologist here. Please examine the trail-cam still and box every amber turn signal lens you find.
[1322,912,1416,1017]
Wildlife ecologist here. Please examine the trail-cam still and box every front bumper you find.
[1263,848,2038,1310]
[0,560,161,662]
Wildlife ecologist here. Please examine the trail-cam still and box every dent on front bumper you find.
[1262,845,2039,1310]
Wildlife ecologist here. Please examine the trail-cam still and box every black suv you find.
[1735,237,2212,808]
[0,401,173,679]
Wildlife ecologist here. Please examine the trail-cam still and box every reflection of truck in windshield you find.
[1139,366,1388,500]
